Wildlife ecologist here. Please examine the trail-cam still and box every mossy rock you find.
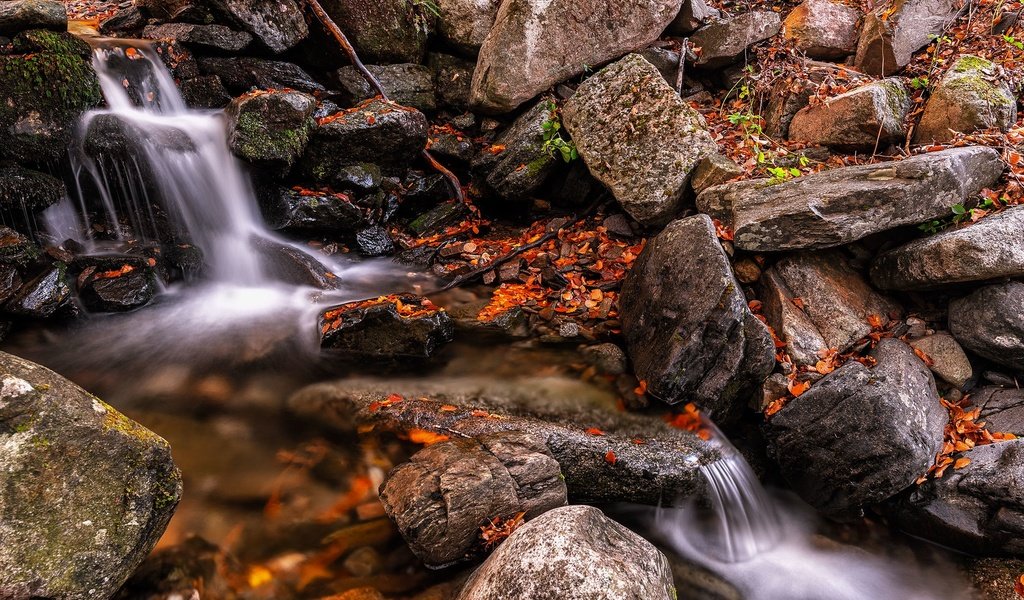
[226,89,316,175]
[0,164,64,213]
[914,54,1017,144]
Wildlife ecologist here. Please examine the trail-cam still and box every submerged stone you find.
[318,295,453,359]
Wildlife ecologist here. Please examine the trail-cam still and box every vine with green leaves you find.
[541,100,579,163]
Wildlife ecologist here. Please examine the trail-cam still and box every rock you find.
[320,0,430,64]
[766,338,946,515]
[179,74,232,109]
[0,265,22,305]
[142,23,252,52]
[4,263,71,318]
[667,0,721,35]
[690,11,783,69]
[252,237,340,290]
[698,146,1003,251]
[379,431,567,567]
[114,537,236,600]
[782,0,861,59]
[763,75,819,138]
[76,256,159,313]
[99,6,145,35]
[562,54,717,226]
[226,89,316,174]
[473,98,558,201]
[949,282,1024,371]
[888,439,1024,554]
[788,79,911,150]
[0,0,65,36]
[871,206,1024,290]
[0,30,102,163]
[0,352,182,599]
[407,200,467,236]
[909,332,973,388]
[691,153,743,194]
[581,343,628,376]
[0,226,38,266]
[428,53,474,109]
[305,99,428,181]
[471,0,683,113]
[974,386,1024,436]
[0,164,64,215]
[961,558,1024,600]
[619,215,776,421]
[455,506,676,600]
[204,0,307,53]
[355,225,395,256]
[196,56,325,96]
[914,55,1017,144]
[288,375,720,505]
[262,187,370,233]
[435,0,502,55]
[855,0,959,76]
[760,250,901,365]
[336,63,437,112]
[319,295,453,359]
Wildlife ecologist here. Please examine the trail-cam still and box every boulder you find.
[319,295,453,359]
[455,506,676,600]
[0,352,182,599]
[691,153,744,194]
[0,0,66,36]
[113,537,236,600]
[428,52,475,109]
[288,376,721,505]
[0,265,22,305]
[142,23,252,52]
[0,165,65,214]
[251,237,341,290]
[436,0,502,55]
[914,55,1017,144]
[473,98,558,201]
[471,0,683,113]
[354,225,395,257]
[336,63,437,112]
[909,332,973,388]
[697,146,1003,251]
[888,439,1024,555]
[619,215,776,421]
[788,78,911,150]
[782,0,861,59]
[975,386,1024,436]
[262,187,370,233]
[871,206,1024,290]
[379,431,567,567]
[320,0,430,64]
[75,256,159,313]
[226,89,316,174]
[196,56,325,95]
[180,74,231,108]
[949,282,1024,372]
[204,0,308,53]
[766,338,946,515]
[667,0,721,35]
[4,263,71,318]
[562,54,717,226]
[855,0,959,76]
[690,11,783,69]
[98,5,145,35]
[0,226,39,266]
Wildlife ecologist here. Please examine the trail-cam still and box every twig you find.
[675,38,688,96]
[431,230,559,293]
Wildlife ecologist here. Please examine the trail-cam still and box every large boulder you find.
[854,0,959,76]
[473,98,558,201]
[619,215,776,421]
[871,206,1024,290]
[788,79,911,150]
[471,0,683,113]
[142,23,253,52]
[949,282,1024,372]
[782,0,861,59]
[320,0,430,64]
[562,54,717,226]
[436,0,502,55]
[690,11,782,68]
[76,256,160,313]
[0,352,182,599]
[914,55,1017,144]
[226,89,316,174]
[975,387,1024,436]
[0,0,66,36]
[197,56,325,96]
[0,165,65,214]
[204,0,308,53]
[336,63,437,112]
[766,338,946,516]
[697,146,1003,251]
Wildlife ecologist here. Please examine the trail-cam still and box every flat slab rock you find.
[697,146,1003,251]
[0,1,66,36]
[287,376,721,505]
[0,352,182,600]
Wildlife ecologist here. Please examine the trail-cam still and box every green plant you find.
[1004,34,1024,51]
[411,0,441,17]
[917,195,1007,234]
[541,100,579,163]
[910,76,930,90]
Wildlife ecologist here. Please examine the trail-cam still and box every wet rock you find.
[871,206,1024,290]
[428,53,474,110]
[0,226,38,265]
[456,506,675,600]
[766,338,946,516]
[562,54,717,226]
[0,30,102,163]
[667,0,721,35]
[262,187,369,233]
[949,282,1024,371]
[205,0,308,53]
[0,352,182,599]
[0,264,22,305]
[99,6,145,35]
[320,0,430,64]
[698,146,1003,251]
[471,0,683,113]
[690,11,783,69]
[429,129,475,164]
[619,215,775,421]
[379,431,567,567]
[855,0,959,76]
[180,74,232,109]
[4,263,71,318]
[0,0,66,36]
[473,98,557,201]
[142,22,252,52]
[306,99,429,181]
[226,89,316,175]
[355,225,395,257]
[436,0,502,55]
[782,0,861,59]
[114,536,236,600]
[691,153,743,194]
[581,343,628,376]
[196,56,325,95]
[336,63,437,112]
[251,236,340,290]
[910,332,973,388]
[288,376,720,505]
[76,256,159,313]
[319,295,453,359]
[975,386,1024,436]
[789,79,911,150]
[407,200,467,236]
[888,439,1024,554]
[961,557,1024,600]
[914,55,1017,144]
[0,164,64,214]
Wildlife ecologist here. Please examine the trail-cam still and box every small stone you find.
[318,295,454,359]
[581,343,628,375]
[733,258,762,284]
[910,332,973,388]
[667,0,720,35]
[473,98,558,201]
[355,226,395,257]
[691,153,744,194]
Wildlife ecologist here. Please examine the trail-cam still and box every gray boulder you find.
[782,0,861,59]
[788,78,911,150]
[619,215,776,421]
[471,0,683,113]
[205,0,307,53]
[142,23,252,52]
[336,63,437,112]
[436,0,502,55]
[455,505,676,600]
[910,332,973,388]
[697,146,1003,251]
[562,54,717,226]
[0,0,65,36]
[320,0,430,64]
[975,386,1024,436]
[691,153,744,194]
[667,0,720,35]
[474,98,558,201]
[766,338,946,515]
[226,89,316,174]
[855,0,959,76]
[950,282,1024,371]
[914,55,1017,144]
[690,11,782,69]
[0,352,182,599]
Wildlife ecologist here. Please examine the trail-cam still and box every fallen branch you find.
[432,230,559,294]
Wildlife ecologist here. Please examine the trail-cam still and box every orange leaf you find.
[585,427,605,436]
[605,450,617,465]
[633,380,647,396]
[788,379,811,397]
[1015,574,1024,597]
[914,347,935,367]
[439,404,458,412]
[791,297,805,310]
[954,457,971,469]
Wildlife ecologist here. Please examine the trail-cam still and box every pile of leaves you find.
[917,396,1018,484]
[320,295,444,336]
